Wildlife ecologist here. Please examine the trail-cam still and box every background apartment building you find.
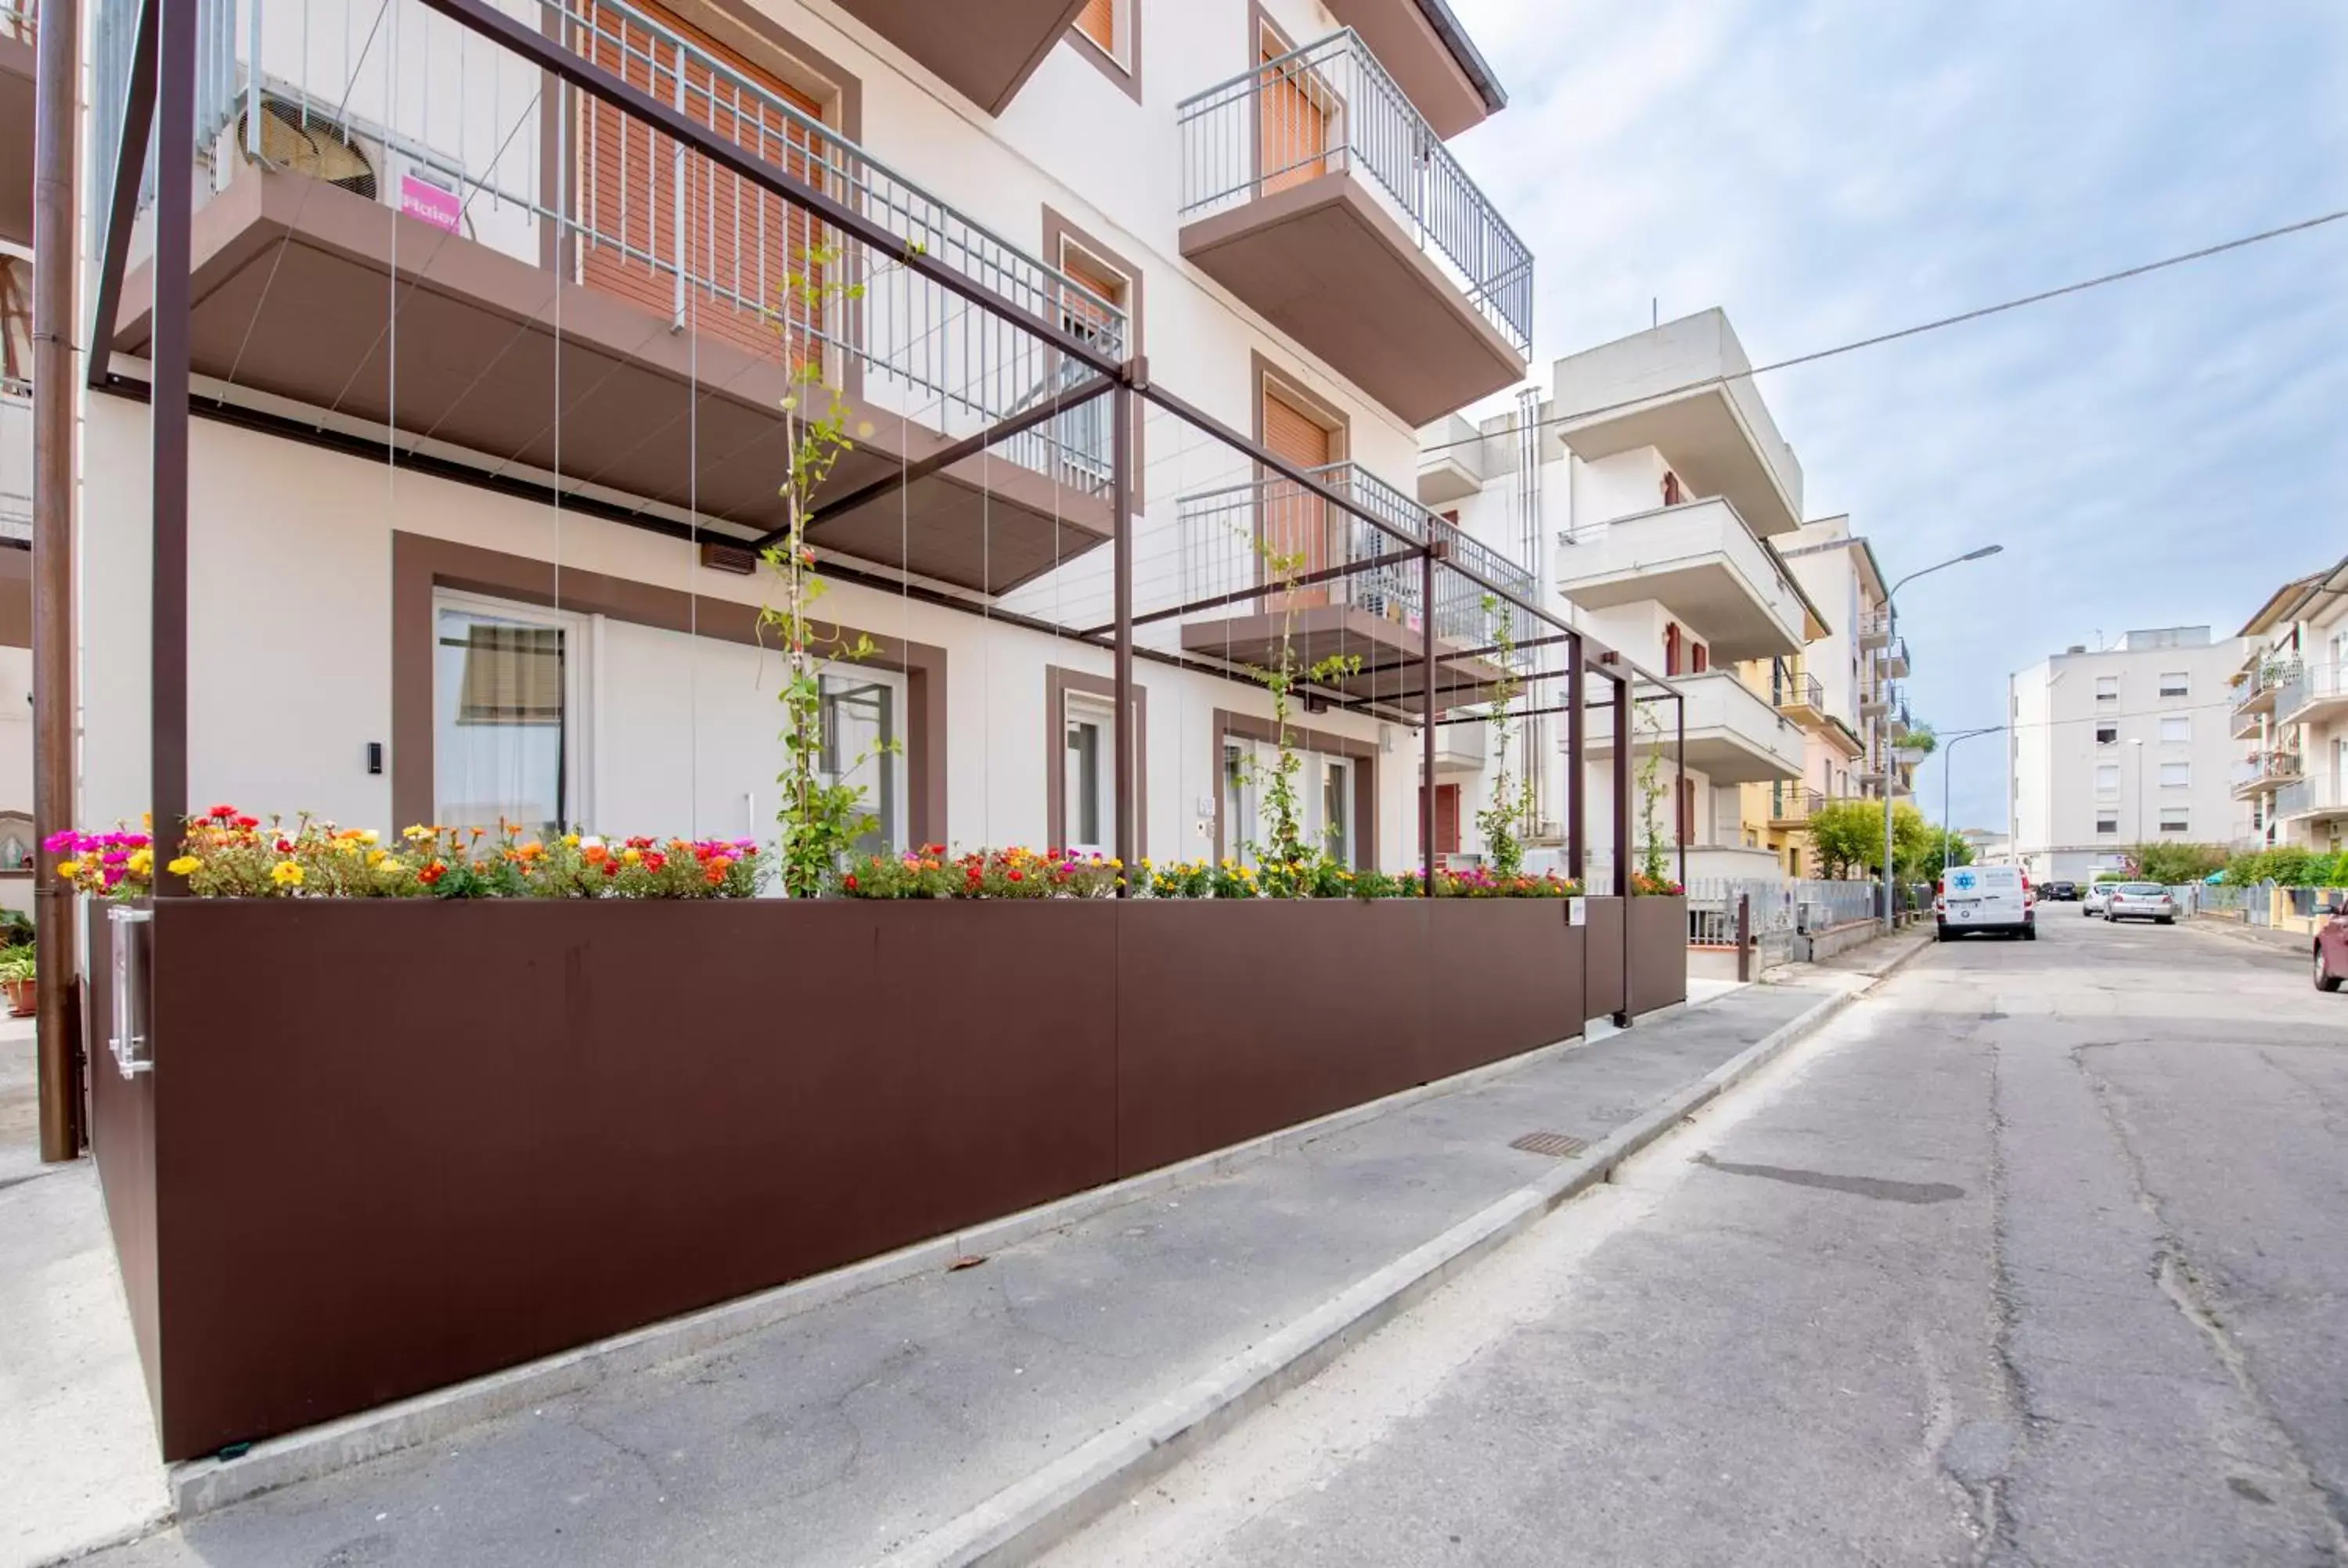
[2008,626,2247,882]
[66,0,1554,873]
[2232,554,2348,852]
[1420,309,1833,884]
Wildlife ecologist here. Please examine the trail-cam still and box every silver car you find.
[2104,882,2177,925]
[2082,883,2112,916]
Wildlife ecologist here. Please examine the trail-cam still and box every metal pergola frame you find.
[98,0,1688,929]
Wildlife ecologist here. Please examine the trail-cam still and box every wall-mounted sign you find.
[400,174,462,234]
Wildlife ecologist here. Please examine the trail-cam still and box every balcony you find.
[1175,461,1530,714]
[1585,671,1802,785]
[1415,412,1488,505]
[1554,497,1815,661]
[1431,716,1486,773]
[1857,608,1891,651]
[1320,0,1504,138]
[824,0,1089,115]
[1178,30,1532,425]
[1860,678,1889,718]
[1884,635,1910,678]
[103,0,1126,596]
[1767,784,1823,827]
[1548,309,1803,537]
[2277,662,2348,729]
[2232,656,2299,739]
[2234,750,2303,799]
[0,0,30,246]
[1770,665,1824,727]
[2276,774,2348,825]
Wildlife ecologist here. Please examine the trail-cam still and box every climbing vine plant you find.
[762,244,898,898]
[1634,697,1673,886]
[1474,597,1531,876]
[1241,509,1361,896]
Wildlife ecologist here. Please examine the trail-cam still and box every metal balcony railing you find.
[1770,784,1824,822]
[1771,667,1824,715]
[2235,657,2301,714]
[1177,29,1532,358]
[2235,750,2303,791]
[1859,609,1892,639]
[2274,662,2347,724]
[0,376,27,545]
[0,0,32,43]
[1177,462,1536,649]
[91,0,1126,494]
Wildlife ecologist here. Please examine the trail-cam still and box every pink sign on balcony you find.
[399,174,462,234]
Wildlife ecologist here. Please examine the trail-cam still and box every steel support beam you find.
[1567,637,1586,884]
[150,0,197,896]
[1421,541,1441,890]
[86,0,157,390]
[1111,379,1136,890]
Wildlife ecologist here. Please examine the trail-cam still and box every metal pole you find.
[1675,692,1687,892]
[1612,670,1632,1027]
[33,0,84,1162]
[1420,543,1438,892]
[1880,643,1896,933]
[1111,378,1134,892]
[1566,635,1584,883]
[152,0,196,897]
[1736,890,1752,984]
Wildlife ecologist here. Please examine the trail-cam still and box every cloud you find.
[1443,0,2348,833]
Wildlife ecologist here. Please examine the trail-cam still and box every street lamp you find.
[1938,725,2008,881]
[2130,738,2146,861]
[1881,545,2004,930]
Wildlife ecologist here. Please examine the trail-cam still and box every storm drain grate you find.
[1509,1130,1588,1160]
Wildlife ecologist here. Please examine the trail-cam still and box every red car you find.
[2316,901,2348,991]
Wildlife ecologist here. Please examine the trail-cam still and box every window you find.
[2095,725,2117,746]
[2095,676,2119,703]
[2159,717,2191,743]
[2159,809,2189,834]
[434,593,588,836]
[2159,761,2191,789]
[2159,671,2188,698]
[2096,814,2119,835]
[820,674,902,857]
[2096,761,2120,793]
[1071,0,1133,72]
[1064,694,1115,855]
[1226,736,1358,867]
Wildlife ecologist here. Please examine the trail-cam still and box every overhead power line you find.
[1420,205,2348,458]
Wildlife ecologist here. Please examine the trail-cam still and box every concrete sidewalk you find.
[69,955,1916,1568]
[0,1020,171,1568]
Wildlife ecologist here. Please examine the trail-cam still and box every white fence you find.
[1686,876,1882,966]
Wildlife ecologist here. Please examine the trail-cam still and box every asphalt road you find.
[1048,912,2348,1567]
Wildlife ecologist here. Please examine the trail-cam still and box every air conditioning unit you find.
[234,94,380,201]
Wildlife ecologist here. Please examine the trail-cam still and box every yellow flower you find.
[270,861,304,887]
[127,848,154,876]
[366,848,388,867]
[564,833,581,848]
[357,829,380,846]
[55,859,79,878]
[622,847,642,864]
[1108,858,1122,869]
[402,824,434,842]
[167,855,200,876]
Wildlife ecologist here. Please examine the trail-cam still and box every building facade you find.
[67,0,1558,875]
[2008,626,2248,883]
[2231,555,2348,853]
[1420,309,1831,886]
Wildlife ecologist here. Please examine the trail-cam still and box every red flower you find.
[207,803,236,820]
[418,861,445,886]
[602,859,620,877]
[275,838,294,854]
[235,815,259,830]
[1007,869,1024,883]
[644,851,667,872]
[844,873,859,891]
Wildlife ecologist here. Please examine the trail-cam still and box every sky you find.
[1439,0,2348,834]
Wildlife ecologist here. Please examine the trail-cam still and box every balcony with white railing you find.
[2233,750,2303,799]
[95,0,1129,595]
[0,0,31,245]
[1554,496,1813,661]
[1583,670,1803,786]
[1178,29,1532,425]
[1175,461,1533,714]
[2232,656,2299,738]
[2275,773,2348,824]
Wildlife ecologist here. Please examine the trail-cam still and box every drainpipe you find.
[33,0,84,1161]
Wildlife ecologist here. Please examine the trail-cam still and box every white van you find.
[1936,863,2036,940]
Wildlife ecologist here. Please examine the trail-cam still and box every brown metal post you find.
[1566,635,1584,883]
[151,0,196,897]
[1736,890,1752,983]
[1675,692,1687,892]
[33,0,84,1161]
[1111,374,1135,891]
[1612,670,1633,1027]
[1420,544,1439,892]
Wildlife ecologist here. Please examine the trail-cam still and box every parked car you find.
[2044,880,2080,902]
[1936,863,2035,940]
[2104,883,2177,924]
[2314,897,2348,991]
[2083,882,2115,916]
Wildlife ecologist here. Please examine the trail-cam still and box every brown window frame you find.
[1067,0,1142,101]
[1043,207,1146,509]
[1046,665,1148,859]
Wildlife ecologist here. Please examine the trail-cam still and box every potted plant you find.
[0,944,34,1018]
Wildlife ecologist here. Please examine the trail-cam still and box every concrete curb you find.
[885,951,1928,1566]
[162,1019,1626,1523]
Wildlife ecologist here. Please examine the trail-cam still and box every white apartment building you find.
[1419,308,1829,884]
[1761,516,1892,877]
[64,0,1560,872]
[2232,554,2348,852]
[2008,626,2248,882]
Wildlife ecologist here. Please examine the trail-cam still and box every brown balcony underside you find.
[0,32,33,247]
[1322,0,1494,138]
[1180,174,1524,427]
[110,169,1111,595]
[1179,603,1507,715]
[826,0,1090,115]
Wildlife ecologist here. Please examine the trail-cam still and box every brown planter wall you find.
[1583,895,1626,1020]
[1630,895,1691,1015]
[90,894,1671,1460]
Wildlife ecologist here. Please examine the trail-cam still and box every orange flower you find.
[582,843,608,865]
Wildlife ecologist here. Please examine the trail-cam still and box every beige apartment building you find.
[2233,554,2348,852]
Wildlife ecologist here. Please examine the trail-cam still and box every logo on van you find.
[1952,869,1978,893]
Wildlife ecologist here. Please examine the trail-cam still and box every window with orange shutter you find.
[572,0,832,372]
[1261,389,1334,612]
[1258,34,1329,196]
[1075,0,1115,58]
